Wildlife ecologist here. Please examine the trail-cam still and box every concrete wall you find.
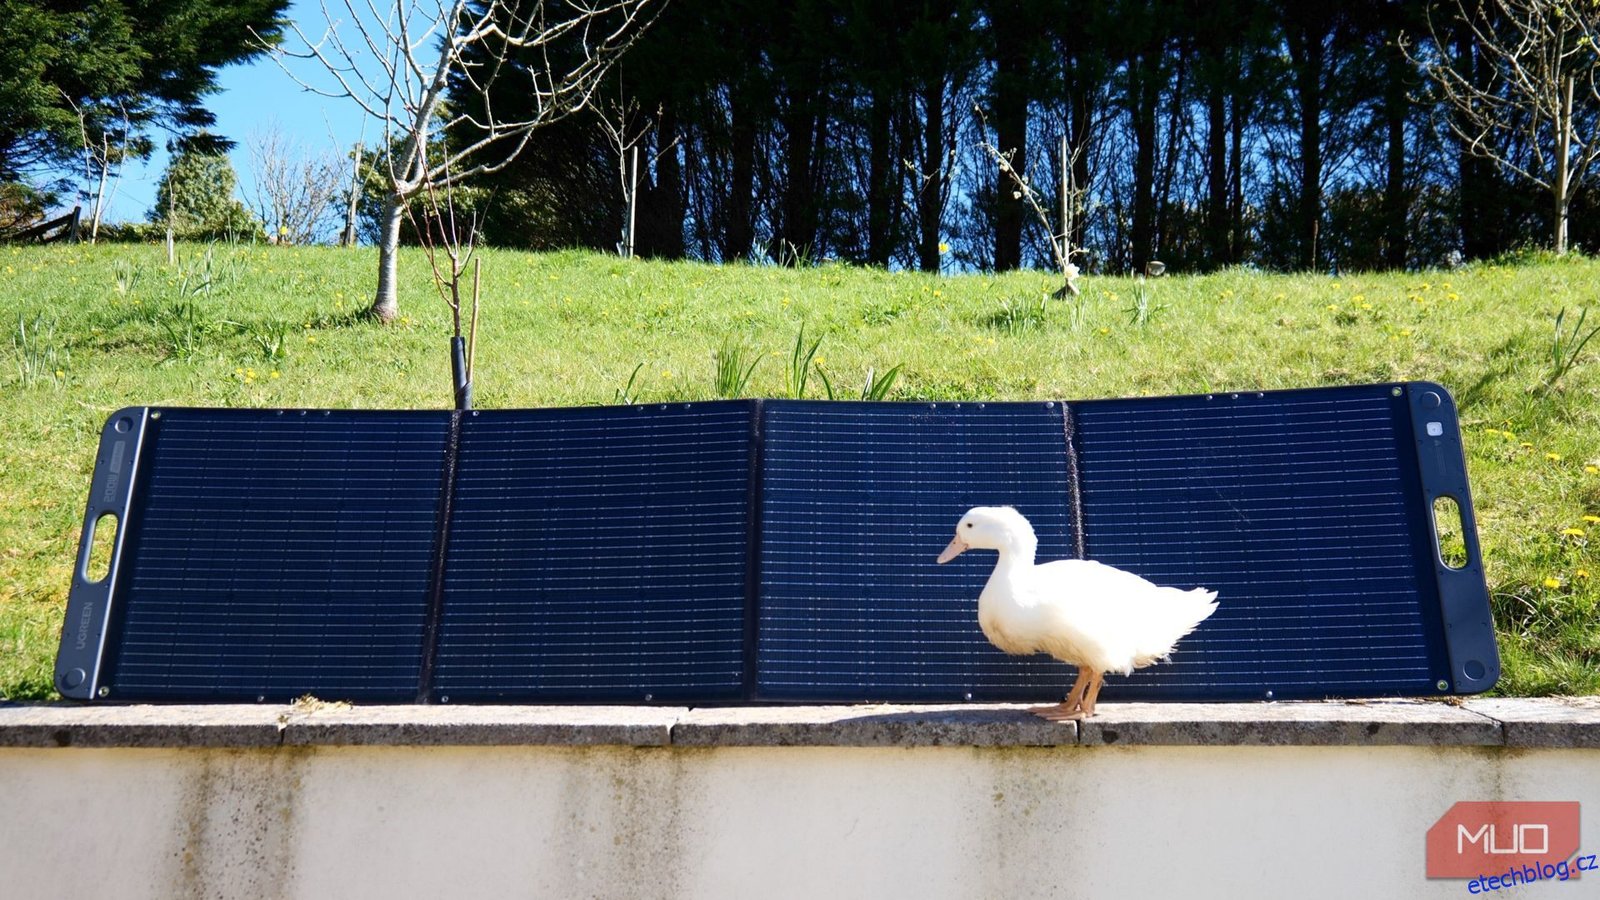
[2,699,1596,899]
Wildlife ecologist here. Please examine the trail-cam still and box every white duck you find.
[936,506,1218,721]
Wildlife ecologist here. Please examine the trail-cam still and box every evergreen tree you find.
[151,144,260,240]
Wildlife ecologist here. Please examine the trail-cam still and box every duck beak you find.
[936,535,969,564]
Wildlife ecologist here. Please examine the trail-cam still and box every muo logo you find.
[1426,802,1581,879]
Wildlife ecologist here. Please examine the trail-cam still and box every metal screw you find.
[150,410,162,420]
[1264,690,1275,701]
[97,686,110,698]
[644,693,654,702]
[963,692,973,701]
[439,695,450,704]
[1392,387,1403,397]
[256,695,266,703]
[1436,680,1450,692]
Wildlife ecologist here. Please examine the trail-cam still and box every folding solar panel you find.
[56,382,1496,704]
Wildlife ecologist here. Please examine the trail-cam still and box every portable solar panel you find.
[57,382,1496,703]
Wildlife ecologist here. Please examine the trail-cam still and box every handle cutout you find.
[1432,496,1468,570]
[85,512,118,583]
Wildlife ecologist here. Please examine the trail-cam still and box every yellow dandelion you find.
[1483,428,1501,436]
[1543,577,1562,589]
[814,356,826,367]
[933,290,942,297]
[235,368,244,375]
[1447,293,1460,301]
[1098,327,1110,335]
[53,369,63,379]
[1352,293,1365,302]
[1584,515,1600,524]
[1578,570,1591,579]
[1586,465,1599,474]
[662,370,673,379]
[307,335,317,343]
[1326,304,1338,311]
[1520,442,1533,448]
[1273,293,1286,301]
[1332,281,1341,288]
[1561,527,1586,537]
[1546,452,1563,461]
[938,242,950,254]
[1400,329,1413,337]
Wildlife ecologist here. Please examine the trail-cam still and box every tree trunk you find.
[1129,54,1159,272]
[1288,21,1324,271]
[649,106,685,259]
[991,13,1027,271]
[1067,78,1092,260]
[369,192,405,323]
[778,95,819,264]
[918,76,944,272]
[1382,43,1409,270]
[867,84,894,266]
[1230,89,1244,264]
[1554,74,1573,254]
[1205,80,1229,268]
[725,95,756,262]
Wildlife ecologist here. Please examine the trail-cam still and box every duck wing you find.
[1028,558,1218,673]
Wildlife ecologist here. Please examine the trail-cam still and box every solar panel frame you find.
[55,382,1497,704]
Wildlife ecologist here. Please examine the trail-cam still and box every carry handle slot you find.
[1431,495,1469,570]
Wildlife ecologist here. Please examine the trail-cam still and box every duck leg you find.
[1030,668,1090,721]
[1078,671,1106,718]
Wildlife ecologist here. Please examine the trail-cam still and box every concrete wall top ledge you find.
[1,698,1596,750]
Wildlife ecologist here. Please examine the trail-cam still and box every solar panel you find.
[67,409,448,702]
[432,404,751,702]
[757,401,1082,701]
[56,382,1495,704]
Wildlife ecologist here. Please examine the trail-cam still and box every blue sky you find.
[97,1,379,224]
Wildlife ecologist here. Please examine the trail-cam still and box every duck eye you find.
[965,523,973,529]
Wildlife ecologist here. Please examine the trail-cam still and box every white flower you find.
[1064,262,1081,280]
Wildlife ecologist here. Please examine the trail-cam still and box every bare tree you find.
[64,95,141,243]
[593,84,677,258]
[975,106,1085,297]
[270,0,662,322]
[247,124,346,244]
[1410,0,1600,254]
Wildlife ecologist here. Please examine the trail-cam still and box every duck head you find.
[936,506,1038,563]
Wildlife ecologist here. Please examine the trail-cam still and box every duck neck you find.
[993,537,1037,573]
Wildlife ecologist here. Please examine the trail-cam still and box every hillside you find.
[2,242,1597,698]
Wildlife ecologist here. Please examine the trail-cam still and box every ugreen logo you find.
[1426,802,1581,879]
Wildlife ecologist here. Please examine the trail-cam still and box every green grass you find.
[2,241,1597,698]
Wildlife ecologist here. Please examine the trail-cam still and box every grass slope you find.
[2,242,1597,698]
